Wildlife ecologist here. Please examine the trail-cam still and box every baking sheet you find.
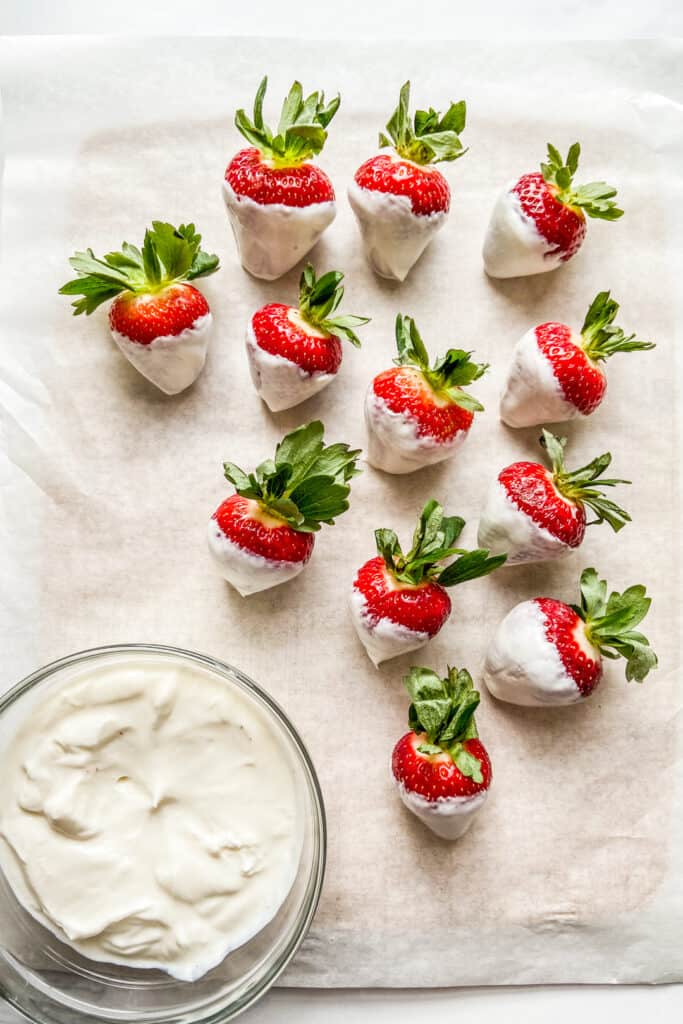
[0,36,681,990]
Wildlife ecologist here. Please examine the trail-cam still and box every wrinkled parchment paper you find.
[0,37,681,990]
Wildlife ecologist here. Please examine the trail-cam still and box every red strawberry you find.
[223,77,339,281]
[478,429,631,564]
[483,142,623,279]
[483,568,658,707]
[349,500,506,665]
[500,291,655,428]
[366,314,488,474]
[247,263,369,412]
[348,81,467,281]
[392,665,491,840]
[208,421,360,596]
[59,222,219,394]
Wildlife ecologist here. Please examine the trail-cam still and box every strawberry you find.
[483,567,657,707]
[59,222,219,394]
[366,315,488,475]
[392,665,491,840]
[478,429,631,564]
[247,263,370,412]
[208,421,360,596]
[500,291,655,428]
[223,77,340,280]
[483,142,623,279]
[349,500,506,665]
[348,81,467,281]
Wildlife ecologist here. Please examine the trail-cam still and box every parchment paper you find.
[0,37,681,989]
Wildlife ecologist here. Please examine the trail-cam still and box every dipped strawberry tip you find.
[394,314,488,412]
[376,498,507,587]
[404,665,485,783]
[234,75,340,167]
[379,80,468,166]
[539,428,631,533]
[297,264,370,348]
[223,420,361,533]
[60,222,219,316]
[572,568,658,682]
[540,142,623,221]
[579,291,655,361]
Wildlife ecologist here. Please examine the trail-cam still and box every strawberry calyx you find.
[59,222,219,316]
[379,81,467,166]
[579,291,655,362]
[404,665,483,782]
[234,76,340,168]
[571,568,658,682]
[223,421,360,534]
[540,142,623,221]
[375,499,506,588]
[394,314,488,412]
[540,429,631,533]
[297,264,370,348]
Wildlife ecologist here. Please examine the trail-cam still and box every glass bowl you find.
[0,644,326,1023]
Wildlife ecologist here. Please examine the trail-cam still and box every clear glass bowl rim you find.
[0,643,327,1024]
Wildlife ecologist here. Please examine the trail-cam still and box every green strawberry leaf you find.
[579,291,655,362]
[222,421,360,532]
[540,142,623,221]
[575,568,657,682]
[379,81,467,165]
[541,430,631,534]
[234,76,340,165]
[59,223,219,315]
[297,263,369,347]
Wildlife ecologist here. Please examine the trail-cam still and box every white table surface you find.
[0,2,682,1022]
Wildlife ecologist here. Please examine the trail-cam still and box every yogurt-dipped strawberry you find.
[247,264,369,412]
[392,665,491,840]
[59,222,219,394]
[501,291,655,428]
[478,429,631,565]
[348,81,467,281]
[223,77,339,281]
[349,500,506,665]
[483,568,657,707]
[209,421,360,596]
[366,315,488,475]
[483,143,622,279]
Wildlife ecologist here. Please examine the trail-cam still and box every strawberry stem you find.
[571,568,658,682]
[379,81,468,165]
[59,222,219,316]
[223,421,361,533]
[540,142,623,221]
[405,665,483,780]
[297,264,370,347]
[393,314,488,412]
[579,291,655,361]
[234,76,340,167]
[539,429,631,533]
[375,499,506,586]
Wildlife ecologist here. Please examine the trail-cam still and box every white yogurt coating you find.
[395,781,488,840]
[477,477,573,565]
[482,600,588,706]
[483,185,566,279]
[208,515,308,596]
[364,387,467,475]
[246,315,336,412]
[500,326,581,428]
[348,585,429,666]
[111,312,212,395]
[0,653,303,981]
[222,180,336,281]
[348,176,447,282]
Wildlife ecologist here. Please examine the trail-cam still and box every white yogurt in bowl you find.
[0,645,325,1023]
